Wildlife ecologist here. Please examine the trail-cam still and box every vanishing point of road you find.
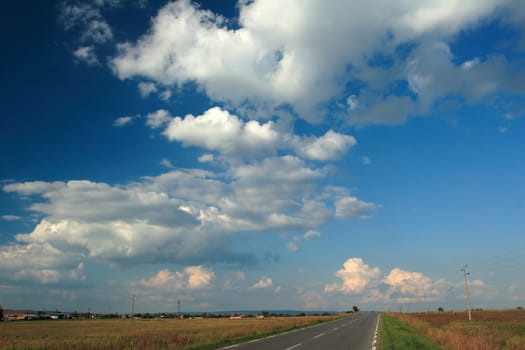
[219,312,380,350]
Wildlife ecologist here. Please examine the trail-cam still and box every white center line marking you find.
[285,343,301,350]
[314,332,325,339]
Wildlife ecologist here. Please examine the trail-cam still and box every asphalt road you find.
[219,312,380,350]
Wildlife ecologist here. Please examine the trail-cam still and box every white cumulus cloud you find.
[110,0,523,123]
[157,106,356,160]
[73,46,99,65]
[139,269,178,287]
[325,258,381,294]
[147,109,172,129]
[290,131,356,161]
[163,107,279,157]
[252,277,273,289]
[185,265,215,289]
[137,266,215,290]
[138,82,158,97]
[325,257,460,306]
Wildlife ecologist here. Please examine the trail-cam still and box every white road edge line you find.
[313,332,325,339]
[285,343,302,350]
[371,314,381,350]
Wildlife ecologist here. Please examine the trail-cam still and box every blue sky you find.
[1,0,524,314]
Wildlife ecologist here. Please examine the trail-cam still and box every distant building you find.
[3,310,69,321]
[3,310,37,321]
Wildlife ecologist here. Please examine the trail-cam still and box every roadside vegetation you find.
[0,314,345,350]
[379,313,442,350]
[394,309,525,350]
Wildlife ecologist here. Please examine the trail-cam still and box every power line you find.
[471,246,525,271]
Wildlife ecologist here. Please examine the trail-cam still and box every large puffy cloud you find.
[224,156,331,230]
[160,106,356,160]
[384,268,433,295]
[2,178,214,268]
[0,242,86,285]
[5,180,197,227]
[185,265,215,289]
[325,258,381,294]
[138,266,214,289]
[111,0,523,123]
[325,258,462,306]
[163,107,279,157]
[139,269,179,287]
[1,160,377,281]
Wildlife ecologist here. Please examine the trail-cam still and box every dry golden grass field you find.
[0,315,342,350]
[390,309,525,350]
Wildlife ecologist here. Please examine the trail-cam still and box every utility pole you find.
[461,265,472,321]
[177,298,180,319]
[131,294,136,317]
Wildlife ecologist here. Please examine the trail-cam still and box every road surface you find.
[219,312,380,350]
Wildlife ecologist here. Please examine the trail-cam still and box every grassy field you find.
[388,309,525,350]
[0,315,343,350]
[379,313,442,350]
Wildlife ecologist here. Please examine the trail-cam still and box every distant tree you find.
[352,305,359,313]
[0,304,3,321]
[438,307,444,312]
[260,311,269,317]
[517,306,523,310]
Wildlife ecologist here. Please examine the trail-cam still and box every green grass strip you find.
[379,313,442,350]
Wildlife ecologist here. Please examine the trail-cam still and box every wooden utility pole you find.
[461,265,472,321]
